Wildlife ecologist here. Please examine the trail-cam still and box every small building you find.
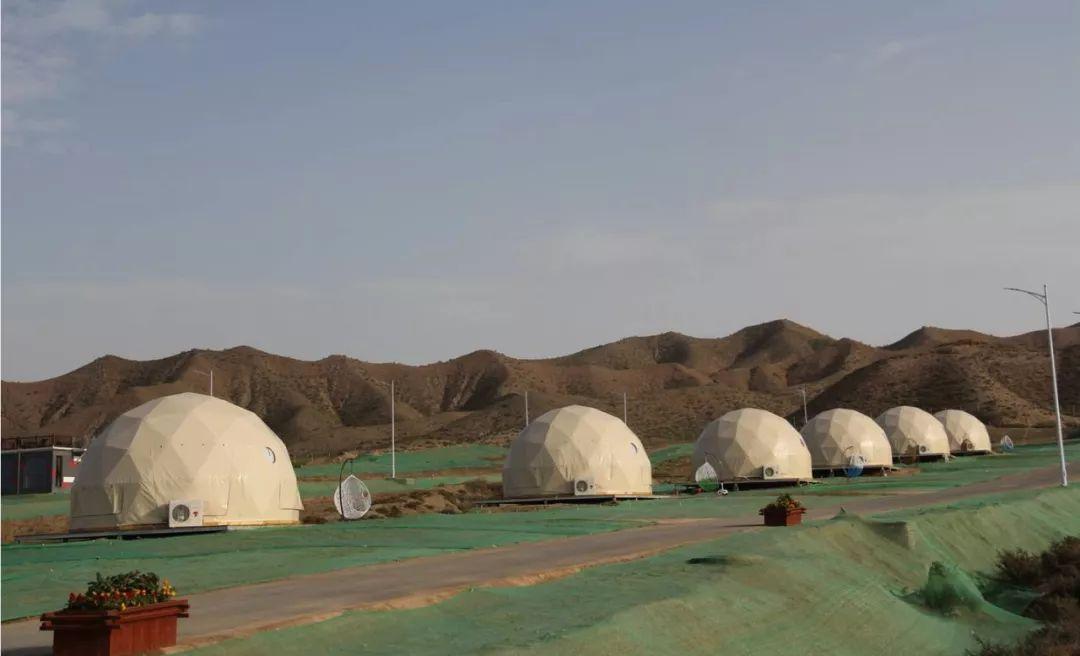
[801,409,893,473]
[2,436,86,495]
[875,406,950,461]
[691,408,813,484]
[934,410,992,454]
[502,405,652,499]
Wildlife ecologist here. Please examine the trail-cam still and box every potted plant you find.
[40,571,188,656]
[759,493,806,527]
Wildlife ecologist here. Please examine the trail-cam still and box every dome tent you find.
[502,405,652,499]
[934,410,992,454]
[70,393,303,531]
[874,406,950,460]
[691,408,812,483]
[801,409,893,470]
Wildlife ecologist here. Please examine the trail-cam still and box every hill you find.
[3,320,1078,456]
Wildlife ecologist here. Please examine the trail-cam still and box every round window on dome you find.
[264,447,276,463]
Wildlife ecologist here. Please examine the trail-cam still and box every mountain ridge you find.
[3,319,1078,456]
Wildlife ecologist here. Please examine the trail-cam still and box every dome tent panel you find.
[691,408,812,482]
[875,406,949,459]
[934,409,992,454]
[70,393,303,531]
[801,409,892,469]
[502,405,652,498]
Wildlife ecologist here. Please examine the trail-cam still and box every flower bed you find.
[758,494,806,527]
[40,571,188,656]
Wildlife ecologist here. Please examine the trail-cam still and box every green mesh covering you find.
[1,491,70,520]
[294,444,506,480]
[190,488,1079,656]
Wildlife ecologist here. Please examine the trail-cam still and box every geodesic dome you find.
[70,393,303,531]
[801,409,893,469]
[502,405,652,498]
[934,410,992,454]
[874,406,949,459]
[691,408,812,482]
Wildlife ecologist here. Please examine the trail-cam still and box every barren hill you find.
[3,320,1078,457]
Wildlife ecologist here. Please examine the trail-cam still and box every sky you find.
[2,0,1078,381]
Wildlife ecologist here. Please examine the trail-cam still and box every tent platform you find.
[475,494,664,506]
[14,525,229,544]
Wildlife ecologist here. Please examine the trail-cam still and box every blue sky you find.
[3,1,1078,380]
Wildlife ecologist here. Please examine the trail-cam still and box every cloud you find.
[1,0,205,147]
[863,37,931,69]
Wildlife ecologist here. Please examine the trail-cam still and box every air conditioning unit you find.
[168,499,204,528]
[918,444,929,454]
[572,479,597,496]
[761,465,780,480]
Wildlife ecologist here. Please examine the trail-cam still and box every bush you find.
[970,536,1080,655]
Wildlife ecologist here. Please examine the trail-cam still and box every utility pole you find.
[524,391,530,427]
[799,387,808,427]
[622,392,628,425]
[194,369,214,397]
[390,380,396,479]
[1005,285,1067,486]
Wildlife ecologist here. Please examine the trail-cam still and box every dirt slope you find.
[3,320,1077,456]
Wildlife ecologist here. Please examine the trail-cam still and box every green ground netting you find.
[0,488,899,622]
[293,444,506,479]
[0,491,70,520]
[647,443,694,464]
[192,487,1080,656]
[2,443,1074,623]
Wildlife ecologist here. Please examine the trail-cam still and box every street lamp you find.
[1004,285,1067,487]
[193,369,213,397]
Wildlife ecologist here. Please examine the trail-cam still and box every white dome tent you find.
[70,393,304,531]
[934,410,993,454]
[874,406,950,461]
[691,408,812,484]
[801,409,893,472]
[502,405,652,499]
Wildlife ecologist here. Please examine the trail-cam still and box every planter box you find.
[40,599,189,656]
[760,507,805,527]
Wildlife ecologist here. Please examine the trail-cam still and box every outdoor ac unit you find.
[168,499,204,528]
[918,444,929,454]
[761,465,781,480]
[572,479,597,496]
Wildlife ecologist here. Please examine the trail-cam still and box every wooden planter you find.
[760,507,805,527]
[40,599,189,656]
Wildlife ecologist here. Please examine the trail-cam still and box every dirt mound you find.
[3,321,1077,456]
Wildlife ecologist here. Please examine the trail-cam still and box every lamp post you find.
[1004,285,1067,487]
[193,369,213,397]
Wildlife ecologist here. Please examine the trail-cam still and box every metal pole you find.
[524,391,530,427]
[390,380,396,479]
[1043,285,1067,487]
[623,392,628,424]
[1005,285,1068,487]
[801,388,808,426]
[209,370,214,397]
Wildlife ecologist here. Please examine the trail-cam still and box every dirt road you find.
[3,461,1075,655]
